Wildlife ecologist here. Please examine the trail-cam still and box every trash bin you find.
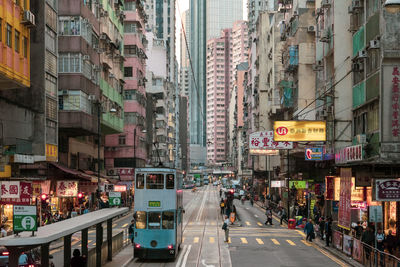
[288,219,296,229]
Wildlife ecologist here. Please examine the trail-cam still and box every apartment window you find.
[124,1,136,10]
[124,22,138,33]
[59,90,92,114]
[14,30,20,53]
[46,97,57,120]
[124,45,138,56]
[45,26,56,53]
[118,135,126,145]
[46,50,57,75]
[367,102,379,133]
[46,4,57,31]
[59,16,80,35]
[6,24,12,48]
[23,37,28,57]
[59,53,81,73]
[124,67,133,77]
[45,73,57,97]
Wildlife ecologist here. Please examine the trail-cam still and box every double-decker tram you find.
[133,168,183,259]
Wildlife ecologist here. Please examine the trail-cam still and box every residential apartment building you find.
[58,0,124,175]
[105,0,148,179]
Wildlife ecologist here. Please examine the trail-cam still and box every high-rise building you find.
[180,10,190,97]
[105,0,148,177]
[206,0,243,40]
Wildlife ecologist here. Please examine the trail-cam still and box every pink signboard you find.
[56,181,78,197]
[249,131,293,155]
[338,168,352,230]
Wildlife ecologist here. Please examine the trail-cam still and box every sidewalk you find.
[254,200,363,267]
[103,244,134,267]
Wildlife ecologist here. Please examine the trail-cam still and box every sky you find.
[175,0,247,68]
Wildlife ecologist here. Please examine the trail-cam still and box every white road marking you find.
[175,245,187,267]
[201,259,215,267]
[181,244,192,267]
[196,190,208,221]
[254,214,259,218]
[246,207,249,210]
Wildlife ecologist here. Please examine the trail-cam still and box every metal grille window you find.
[46,50,57,75]
[118,135,126,145]
[59,53,81,73]
[59,16,80,35]
[46,4,57,31]
[124,1,136,10]
[45,26,56,53]
[124,22,138,33]
[124,45,138,56]
[45,73,57,97]
[46,97,57,120]
[124,67,133,77]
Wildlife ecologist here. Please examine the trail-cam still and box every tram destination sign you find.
[13,205,37,232]
[148,201,161,207]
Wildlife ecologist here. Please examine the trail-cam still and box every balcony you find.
[59,110,97,137]
[279,80,296,108]
[284,46,299,72]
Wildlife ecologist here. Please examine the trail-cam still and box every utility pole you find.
[133,128,136,168]
[287,149,290,218]
[97,102,101,200]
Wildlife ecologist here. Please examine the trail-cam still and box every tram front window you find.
[148,212,161,229]
[166,174,175,189]
[135,211,147,229]
[162,211,174,229]
[146,174,164,189]
[136,174,144,189]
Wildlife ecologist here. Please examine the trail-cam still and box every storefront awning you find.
[49,163,92,181]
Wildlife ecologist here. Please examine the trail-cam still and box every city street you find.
[118,185,347,267]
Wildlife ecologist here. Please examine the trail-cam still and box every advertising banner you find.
[0,181,20,199]
[325,176,335,200]
[249,131,293,155]
[334,231,343,250]
[343,235,353,256]
[352,238,363,262]
[335,145,363,164]
[0,182,32,205]
[305,147,323,161]
[13,205,37,232]
[56,181,78,197]
[338,168,352,230]
[375,179,400,201]
[369,206,383,222]
[273,121,326,141]
[382,65,400,142]
[289,181,308,189]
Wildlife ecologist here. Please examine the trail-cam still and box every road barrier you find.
[87,231,125,266]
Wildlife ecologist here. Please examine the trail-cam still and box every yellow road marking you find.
[271,239,280,245]
[194,237,199,243]
[211,221,216,225]
[301,240,311,246]
[286,240,296,246]
[256,238,264,245]
[245,221,251,226]
[182,237,185,243]
[122,223,128,228]
[93,243,96,246]
[257,222,263,226]
[240,238,248,244]
[308,242,347,267]
[112,223,117,228]
[228,237,231,243]
[209,237,215,243]
[71,240,79,246]
[88,240,93,243]
[296,230,306,237]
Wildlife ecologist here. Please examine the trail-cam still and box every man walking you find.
[265,207,273,225]
[304,219,315,242]
[325,217,332,246]
[280,208,287,225]
[220,198,225,215]
[222,215,230,242]
[128,219,135,244]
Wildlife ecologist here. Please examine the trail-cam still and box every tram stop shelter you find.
[0,207,129,267]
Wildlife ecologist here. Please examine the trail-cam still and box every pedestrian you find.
[385,230,397,255]
[250,197,254,206]
[304,219,315,242]
[280,208,287,225]
[222,215,230,242]
[220,198,225,215]
[376,228,385,251]
[219,188,222,197]
[128,219,135,244]
[354,221,363,239]
[319,216,325,240]
[71,248,86,267]
[265,208,273,225]
[0,225,7,237]
[325,217,332,246]
[361,226,375,259]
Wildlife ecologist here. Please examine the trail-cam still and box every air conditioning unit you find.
[307,25,315,33]
[88,95,96,101]
[83,55,90,61]
[369,40,380,49]
[352,0,363,9]
[22,10,36,27]
[321,0,331,8]
[358,50,368,58]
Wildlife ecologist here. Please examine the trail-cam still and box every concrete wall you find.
[87,231,124,266]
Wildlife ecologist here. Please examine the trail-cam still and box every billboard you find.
[249,131,293,155]
[338,168,352,230]
[375,179,400,201]
[273,121,326,141]
[305,147,323,160]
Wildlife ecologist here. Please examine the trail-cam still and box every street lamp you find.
[383,0,400,13]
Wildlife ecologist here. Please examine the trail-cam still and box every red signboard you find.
[325,176,335,200]
[0,182,32,205]
[114,185,127,192]
[376,179,400,201]
[338,168,352,230]
[392,66,400,137]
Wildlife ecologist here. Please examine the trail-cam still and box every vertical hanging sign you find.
[338,168,352,230]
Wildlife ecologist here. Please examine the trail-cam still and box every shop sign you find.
[109,192,121,206]
[338,168,352,230]
[104,184,114,192]
[289,181,308,189]
[32,182,41,196]
[369,206,383,222]
[305,147,323,161]
[249,131,293,155]
[46,144,58,162]
[117,168,134,175]
[271,181,285,188]
[335,145,363,164]
[148,201,161,207]
[375,179,400,201]
[343,235,353,256]
[13,154,34,164]
[352,239,363,262]
[273,121,326,141]
[334,231,343,250]
[325,176,335,200]
[114,185,127,192]
[351,201,367,210]
[1,181,20,198]
[382,66,400,141]
[56,181,78,197]
[13,205,37,232]
[0,182,32,205]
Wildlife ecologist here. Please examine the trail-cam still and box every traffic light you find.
[40,193,48,208]
[78,192,84,205]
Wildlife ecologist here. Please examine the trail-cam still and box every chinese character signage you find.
[118,168,134,175]
[13,205,37,232]
[375,179,400,201]
[114,185,127,192]
[351,201,367,210]
[109,192,121,206]
[338,168,352,230]
[46,144,58,162]
[1,181,20,198]
[0,182,32,205]
[56,181,78,197]
[273,121,326,141]
[382,65,400,142]
[325,176,335,200]
[335,145,363,164]
[271,181,285,188]
[249,131,293,155]
[149,201,161,207]
[305,147,323,161]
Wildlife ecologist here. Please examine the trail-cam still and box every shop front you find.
[375,179,400,236]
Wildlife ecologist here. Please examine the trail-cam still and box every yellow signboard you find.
[46,144,58,162]
[273,121,326,141]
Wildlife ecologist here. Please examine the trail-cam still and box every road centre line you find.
[256,238,264,245]
[286,240,296,246]
[271,239,280,245]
